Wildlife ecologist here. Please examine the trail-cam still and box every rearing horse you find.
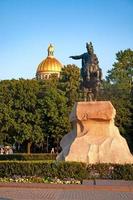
[80,65,102,101]
[70,42,102,101]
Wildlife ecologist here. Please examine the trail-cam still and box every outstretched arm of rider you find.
[69,55,83,59]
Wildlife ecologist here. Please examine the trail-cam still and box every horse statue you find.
[70,42,102,101]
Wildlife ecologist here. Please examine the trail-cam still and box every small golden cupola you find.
[36,44,62,80]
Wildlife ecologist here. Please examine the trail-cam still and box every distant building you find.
[36,44,62,80]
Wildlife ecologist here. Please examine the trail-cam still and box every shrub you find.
[111,164,133,180]
[0,153,57,161]
[0,161,133,180]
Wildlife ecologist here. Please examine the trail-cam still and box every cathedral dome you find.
[37,57,62,73]
[36,44,62,80]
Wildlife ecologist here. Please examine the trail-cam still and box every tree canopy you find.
[0,54,132,153]
[0,79,70,153]
[59,64,80,110]
[103,49,133,151]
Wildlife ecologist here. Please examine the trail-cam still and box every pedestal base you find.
[57,101,133,164]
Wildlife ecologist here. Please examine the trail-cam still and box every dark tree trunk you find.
[56,138,59,154]
[27,142,32,154]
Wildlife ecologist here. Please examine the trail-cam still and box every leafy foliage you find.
[102,49,133,151]
[59,64,80,110]
[38,84,70,150]
[0,79,43,149]
[0,161,133,180]
[0,153,56,161]
[0,79,70,153]
[0,52,132,153]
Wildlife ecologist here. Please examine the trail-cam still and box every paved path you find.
[0,182,133,200]
[0,187,133,200]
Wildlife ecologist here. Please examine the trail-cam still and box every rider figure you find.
[70,42,101,82]
[70,42,102,101]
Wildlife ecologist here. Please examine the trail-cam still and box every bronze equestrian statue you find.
[70,42,102,101]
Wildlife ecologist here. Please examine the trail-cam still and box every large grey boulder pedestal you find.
[57,101,133,164]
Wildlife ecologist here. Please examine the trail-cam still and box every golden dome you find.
[37,56,62,73]
[36,44,62,76]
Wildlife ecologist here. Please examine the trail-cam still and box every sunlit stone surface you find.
[57,101,133,164]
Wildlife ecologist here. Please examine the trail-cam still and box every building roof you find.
[36,44,62,74]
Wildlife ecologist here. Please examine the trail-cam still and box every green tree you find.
[59,64,80,111]
[0,79,44,153]
[0,78,71,153]
[107,49,133,91]
[104,49,133,151]
[38,85,70,152]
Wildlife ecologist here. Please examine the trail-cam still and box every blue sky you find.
[0,0,133,80]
